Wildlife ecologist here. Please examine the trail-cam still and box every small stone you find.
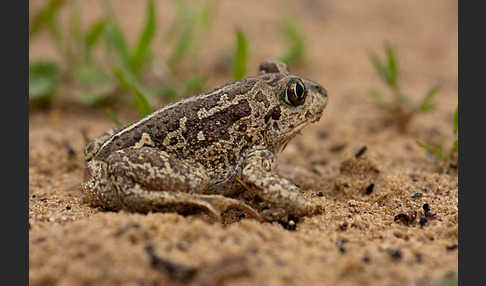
[446,244,458,251]
[362,256,371,263]
[411,192,423,199]
[355,146,367,158]
[365,184,374,195]
[388,249,402,261]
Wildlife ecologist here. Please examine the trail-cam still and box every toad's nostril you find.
[311,84,327,98]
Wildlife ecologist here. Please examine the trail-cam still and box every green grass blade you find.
[49,21,65,58]
[62,0,82,70]
[74,65,111,85]
[104,18,132,73]
[165,0,186,42]
[29,0,66,38]
[76,83,117,106]
[69,0,82,46]
[29,60,61,102]
[367,89,390,110]
[84,20,106,61]
[106,108,123,126]
[453,106,458,135]
[451,138,458,153]
[183,75,205,96]
[190,0,218,60]
[385,43,398,87]
[154,85,178,101]
[369,51,392,87]
[166,0,217,70]
[438,140,444,156]
[37,1,66,57]
[195,0,216,35]
[112,63,153,117]
[29,0,66,56]
[417,140,446,161]
[418,85,439,112]
[104,5,152,117]
[278,18,305,66]
[85,20,106,48]
[168,10,196,71]
[232,28,249,80]
[130,0,156,74]
[433,274,457,286]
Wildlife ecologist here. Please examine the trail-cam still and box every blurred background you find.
[29,0,457,121]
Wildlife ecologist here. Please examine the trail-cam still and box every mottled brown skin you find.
[83,60,328,222]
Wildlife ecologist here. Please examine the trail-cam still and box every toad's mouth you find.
[277,121,312,153]
[305,107,325,124]
[293,121,311,134]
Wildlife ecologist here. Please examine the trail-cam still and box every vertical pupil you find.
[291,83,297,99]
[296,83,304,98]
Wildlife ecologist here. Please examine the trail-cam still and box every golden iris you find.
[283,78,306,106]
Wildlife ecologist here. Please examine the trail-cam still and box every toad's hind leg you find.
[118,188,262,222]
[106,147,261,221]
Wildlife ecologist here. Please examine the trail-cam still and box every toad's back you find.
[92,74,285,183]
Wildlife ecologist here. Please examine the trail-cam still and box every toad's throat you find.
[277,121,312,153]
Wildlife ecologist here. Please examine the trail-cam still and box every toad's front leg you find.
[241,147,320,221]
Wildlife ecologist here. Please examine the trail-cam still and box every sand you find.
[29,0,458,285]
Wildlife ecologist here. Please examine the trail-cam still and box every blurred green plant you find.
[29,61,61,107]
[29,0,111,106]
[432,273,458,286]
[106,107,123,127]
[100,0,218,123]
[417,106,458,170]
[146,0,218,105]
[30,0,107,76]
[167,1,197,72]
[131,0,156,75]
[29,0,218,124]
[29,0,67,51]
[29,0,65,108]
[151,75,206,105]
[112,63,153,117]
[166,0,218,72]
[279,17,305,67]
[183,75,206,96]
[368,43,440,133]
[30,0,315,130]
[103,0,156,77]
[232,28,249,80]
[102,0,156,117]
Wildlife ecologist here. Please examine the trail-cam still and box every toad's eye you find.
[283,78,306,106]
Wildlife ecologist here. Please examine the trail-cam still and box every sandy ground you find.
[29,0,458,285]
